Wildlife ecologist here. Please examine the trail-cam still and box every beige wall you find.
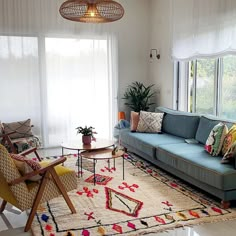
[149,0,174,109]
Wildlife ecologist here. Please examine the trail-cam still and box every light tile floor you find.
[1,147,236,236]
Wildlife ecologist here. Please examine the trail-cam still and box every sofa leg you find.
[221,200,230,209]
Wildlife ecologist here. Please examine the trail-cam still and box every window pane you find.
[220,55,236,119]
[188,61,194,113]
[195,59,215,114]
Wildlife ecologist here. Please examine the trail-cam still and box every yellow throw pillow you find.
[222,124,236,155]
[221,141,236,164]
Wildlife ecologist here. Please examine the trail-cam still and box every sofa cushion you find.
[157,143,236,190]
[155,107,200,139]
[195,116,234,145]
[136,111,164,133]
[205,123,228,156]
[120,128,185,159]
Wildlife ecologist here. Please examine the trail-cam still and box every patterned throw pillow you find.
[10,154,41,181]
[2,119,33,139]
[221,142,236,164]
[136,111,164,133]
[221,124,236,155]
[130,111,140,132]
[205,122,228,156]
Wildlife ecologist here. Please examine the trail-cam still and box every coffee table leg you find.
[61,147,65,166]
[93,159,96,185]
[77,150,82,177]
[123,155,125,180]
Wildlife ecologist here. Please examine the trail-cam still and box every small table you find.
[80,148,125,185]
[61,139,114,176]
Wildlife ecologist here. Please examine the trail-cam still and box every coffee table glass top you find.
[61,139,114,151]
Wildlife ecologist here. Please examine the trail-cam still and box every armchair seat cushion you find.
[40,161,76,176]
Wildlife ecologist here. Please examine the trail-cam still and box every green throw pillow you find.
[205,122,228,156]
[221,141,236,164]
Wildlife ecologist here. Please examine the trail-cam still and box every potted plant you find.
[122,82,156,112]
[76,126,96,145]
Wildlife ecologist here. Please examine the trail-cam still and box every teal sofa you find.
[120,107,236,208]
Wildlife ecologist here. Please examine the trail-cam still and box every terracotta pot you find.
[82,135,92,145]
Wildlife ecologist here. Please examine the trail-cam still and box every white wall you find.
[149,0,174,109]
[116,0,150,115]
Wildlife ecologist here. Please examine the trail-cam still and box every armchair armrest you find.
[8,156,67,186]
[0,132,17,153]
[19,147,41,161]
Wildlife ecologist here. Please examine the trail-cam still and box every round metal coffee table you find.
[80,148,125,185]
[61,139,114,176]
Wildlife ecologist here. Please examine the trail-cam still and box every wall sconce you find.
[150,49,160,62]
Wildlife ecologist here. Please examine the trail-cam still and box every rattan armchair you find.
[0,144,77,231]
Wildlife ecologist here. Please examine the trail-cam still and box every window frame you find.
[175,56,236,119]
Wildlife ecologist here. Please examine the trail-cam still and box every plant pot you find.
[82,135,92,145]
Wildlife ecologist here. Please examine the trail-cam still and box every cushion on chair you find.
[0,144,29,210]
[10,154,42,181]
[2,119,33,139]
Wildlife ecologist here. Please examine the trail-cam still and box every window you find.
[177,55,236,120]
[0,35,117,147]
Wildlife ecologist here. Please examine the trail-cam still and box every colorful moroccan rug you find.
[31,153,236,236]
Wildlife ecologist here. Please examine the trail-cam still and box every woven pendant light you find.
[59,0,124,23]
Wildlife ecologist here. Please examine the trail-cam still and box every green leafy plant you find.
[122,82,156,112]
[76,126,95,136]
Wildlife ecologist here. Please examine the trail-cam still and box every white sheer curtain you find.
[0,0,118,147]
[172,0,236,61]
[0,36,42,137]
[43,36,118,146]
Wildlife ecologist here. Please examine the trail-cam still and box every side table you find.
[80,148,125,185]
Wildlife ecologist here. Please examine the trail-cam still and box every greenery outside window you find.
[176,55,236,120]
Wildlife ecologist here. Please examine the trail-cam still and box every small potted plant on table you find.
[76,126,96,145]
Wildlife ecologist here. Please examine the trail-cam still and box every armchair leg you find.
[0,200,7,213]
[24,172,49,232]
[50,168,76,214]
